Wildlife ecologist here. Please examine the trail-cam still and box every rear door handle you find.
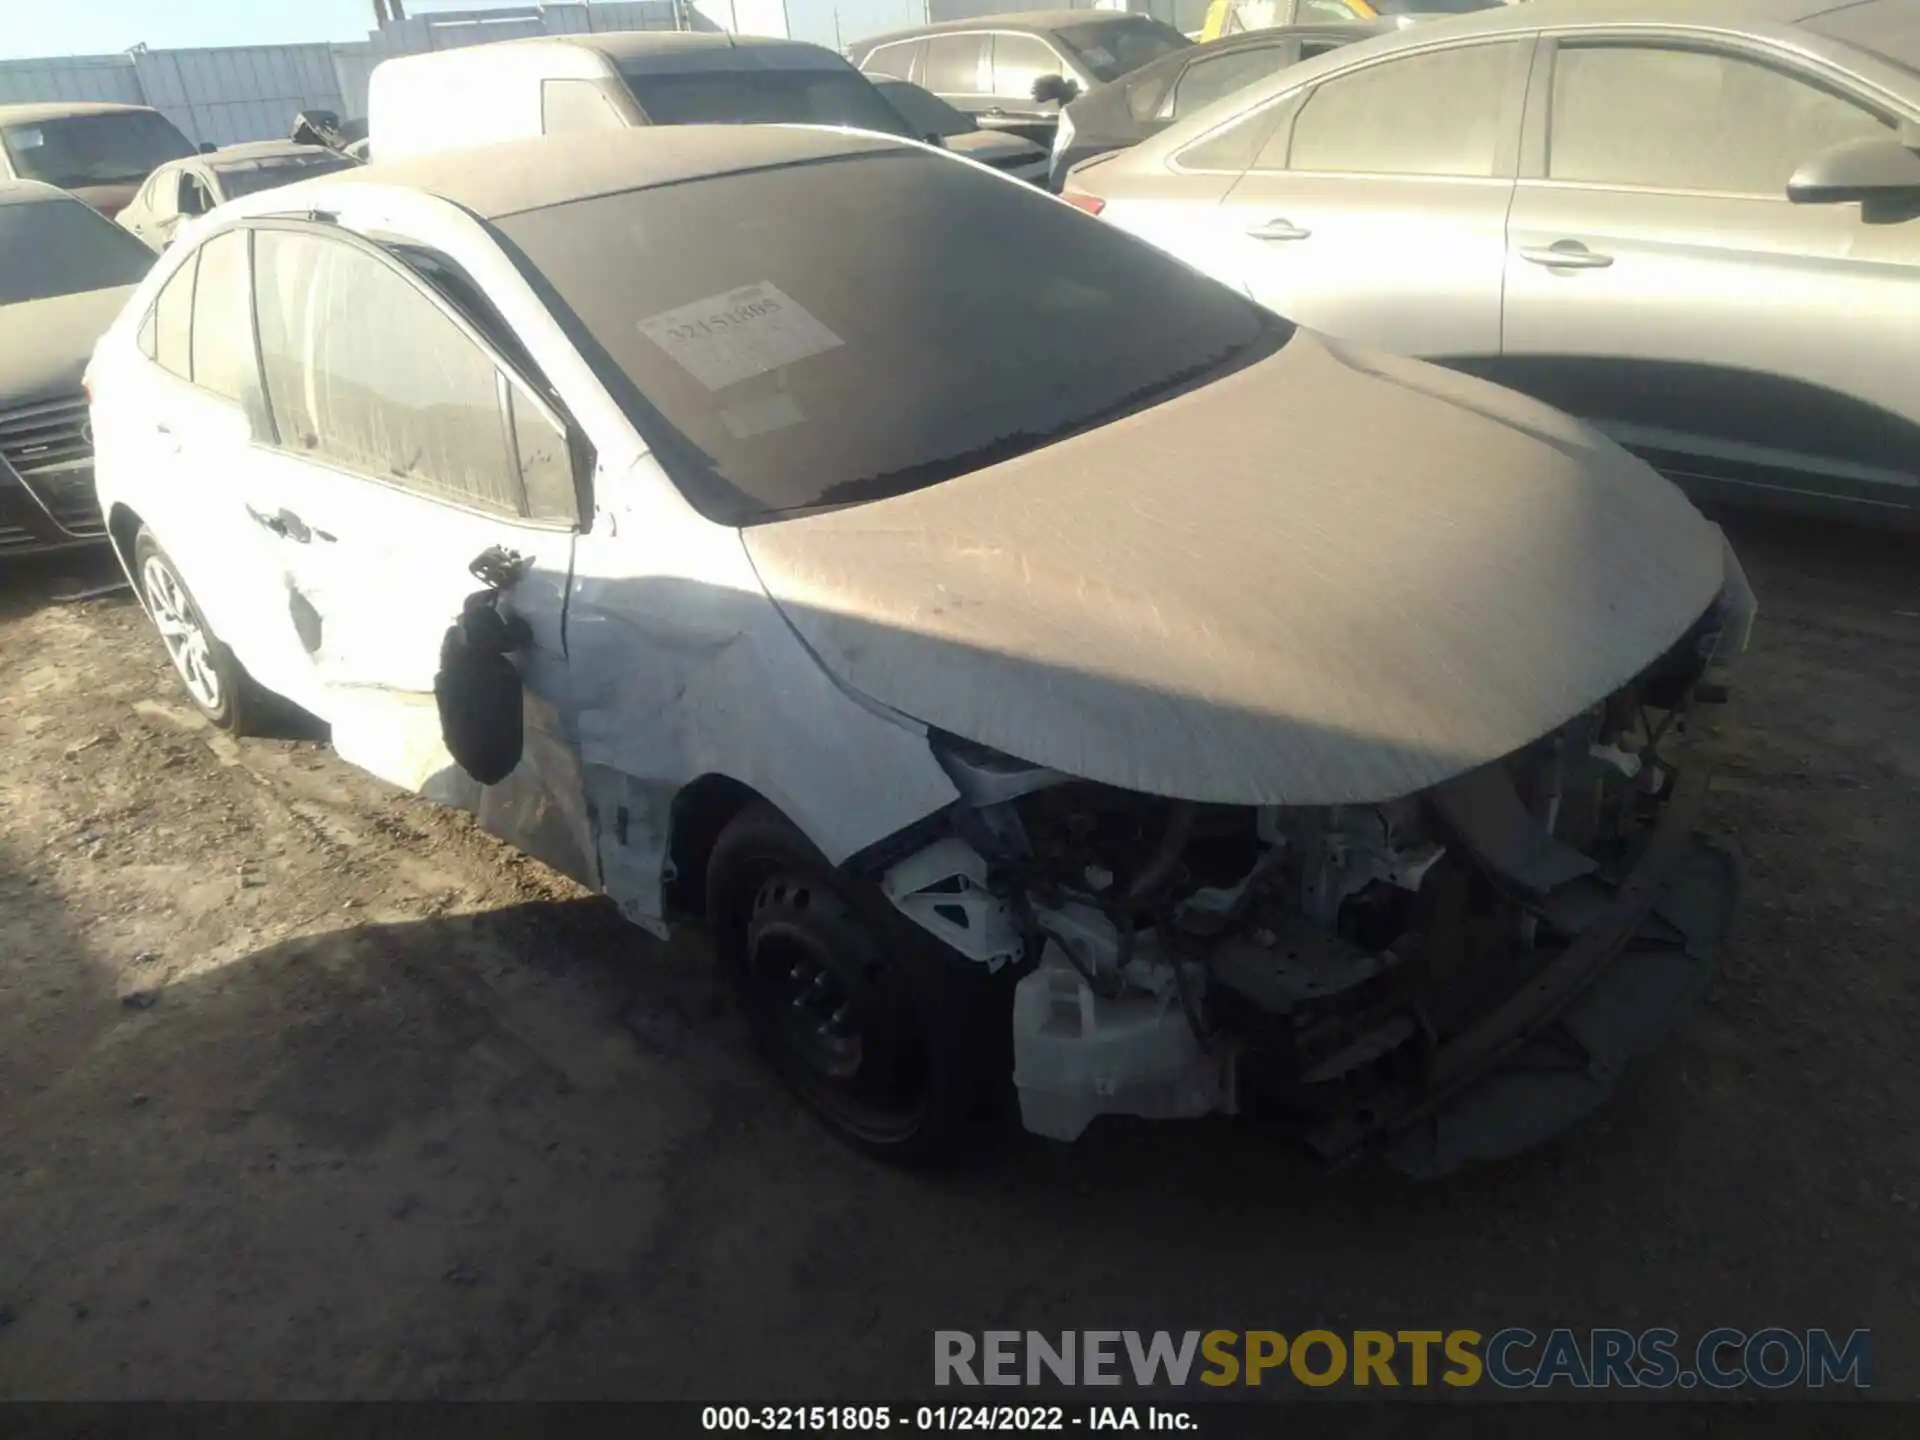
[1519,241,1613,270]
[1247,218,1311,241]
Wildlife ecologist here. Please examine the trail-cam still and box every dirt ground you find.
[0,511,1915,1401]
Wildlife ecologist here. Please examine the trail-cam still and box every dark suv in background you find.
[0,102,198,219]
[849,10,1192,146]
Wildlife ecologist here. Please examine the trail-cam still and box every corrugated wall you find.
[0,54,144,107]
[132,46,349,148]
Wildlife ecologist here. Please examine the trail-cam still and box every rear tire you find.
[132,527,262,734]
[706,803,1014,1164]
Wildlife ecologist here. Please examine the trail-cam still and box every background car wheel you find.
[132,527,260,733]
[706,803,1015,1164]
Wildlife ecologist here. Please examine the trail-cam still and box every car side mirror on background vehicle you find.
[924,131,948,148]
[1031,74,1081,106]
[198,142,217,154]
[1787,134,1920,205]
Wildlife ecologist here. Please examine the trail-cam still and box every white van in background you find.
[367,30,916,162]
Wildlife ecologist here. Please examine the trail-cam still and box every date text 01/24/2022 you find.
[701,1406,1196,1432]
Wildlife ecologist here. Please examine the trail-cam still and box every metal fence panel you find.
[131,45,348,147]
[0,55,144,107]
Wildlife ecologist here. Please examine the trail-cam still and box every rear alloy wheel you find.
[707,804,1013,1163]
[133,527,257,732]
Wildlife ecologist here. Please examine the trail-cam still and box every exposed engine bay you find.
[876,560,1756,1173]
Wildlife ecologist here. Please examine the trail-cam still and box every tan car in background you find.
[1065,0,1920,525]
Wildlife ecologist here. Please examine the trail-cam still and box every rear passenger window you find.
[542,79,622,135]
[1289,42,1518,177]
[864,41,922,82]
[151,252,196,380]
[189,229,269,432]
[252,229,562,521]
[924,35,985,94]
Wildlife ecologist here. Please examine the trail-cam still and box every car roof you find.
[570,29,838,61]
[322,124,906,221]
[858,8,1160,48]
[0,177,75,207]
[202,141,342,168]
[0,101,163,124]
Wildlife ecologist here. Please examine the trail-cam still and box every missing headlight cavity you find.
[877,605,1740,1176]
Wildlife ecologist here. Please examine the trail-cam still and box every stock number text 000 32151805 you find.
[700,1407,1074,1432]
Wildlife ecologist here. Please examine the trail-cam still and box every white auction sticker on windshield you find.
[637,282,843,391]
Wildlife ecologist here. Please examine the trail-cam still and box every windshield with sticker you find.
[497,146,1284,525]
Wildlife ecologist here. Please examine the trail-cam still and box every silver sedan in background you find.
[1066,0,1920,524]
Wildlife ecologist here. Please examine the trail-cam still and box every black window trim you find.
[1518,27,1904,192]
[240,216,590,532]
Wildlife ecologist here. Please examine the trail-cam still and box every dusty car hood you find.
[0,286,135,412]
[742,331,1727,807]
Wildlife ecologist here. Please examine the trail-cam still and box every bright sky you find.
[0,0,926,60]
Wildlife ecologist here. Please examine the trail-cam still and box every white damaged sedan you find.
[89,126,1755,1173]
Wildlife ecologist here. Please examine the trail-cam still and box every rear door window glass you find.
[924,35,986,94]
[188,228,270,432]
[1547,45,1890,195]
[152,252,196,380]
[253,229,527,517]
[863,41,923,81]
[1289,42,1519,177]
[1177,94,1295,172]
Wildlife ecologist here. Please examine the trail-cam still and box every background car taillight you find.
[1061,191,1105,217]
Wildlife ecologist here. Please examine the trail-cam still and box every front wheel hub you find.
[743,872,929,1142]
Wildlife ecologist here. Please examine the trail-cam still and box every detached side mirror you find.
[1787,134,1920,205]
[1031,74,1081,106]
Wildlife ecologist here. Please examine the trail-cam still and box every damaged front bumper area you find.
[873,543,1755,1176]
